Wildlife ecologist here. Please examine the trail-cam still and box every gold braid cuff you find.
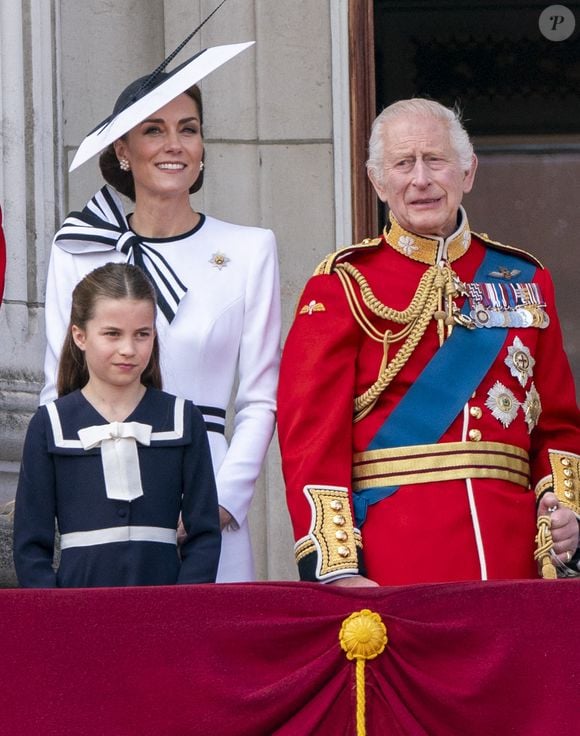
[299,485,362,580]
[548,450,580,516]
[534,474,553,501]
[534,450,580,579]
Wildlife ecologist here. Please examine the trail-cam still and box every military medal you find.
[505,337,535,387]
[522,383,542,433]
[465,281,549,329]
[485,381,520,427]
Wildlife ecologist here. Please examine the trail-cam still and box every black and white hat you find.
[69,41,253,172]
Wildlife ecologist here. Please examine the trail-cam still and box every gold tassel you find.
[534,515,557,579]
[339,609,388,736]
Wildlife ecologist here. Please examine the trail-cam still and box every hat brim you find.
[69,41,255,172]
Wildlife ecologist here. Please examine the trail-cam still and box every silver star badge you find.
[209,252,230,270]
[522,383,542,434]
[505,337,535,387]
[485,381,520,428]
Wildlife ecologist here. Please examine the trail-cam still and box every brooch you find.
[209,252,230,270]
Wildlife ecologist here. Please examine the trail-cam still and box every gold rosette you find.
[339,609,387,660]
[339,609,388,735]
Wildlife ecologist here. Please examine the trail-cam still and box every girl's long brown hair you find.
[57,262,162,396]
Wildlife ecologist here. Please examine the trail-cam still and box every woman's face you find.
[114,93,204,201]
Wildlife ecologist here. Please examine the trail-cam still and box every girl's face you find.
[71,297,156,392]
[114,93,204,200]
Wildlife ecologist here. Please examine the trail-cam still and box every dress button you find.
[468,429,482,442]
[117,507,128,518]
[330,500,343,511]
[335,530,348,541]
[333,514,346,526]
[469,406,483,419]
[337,546,351,558]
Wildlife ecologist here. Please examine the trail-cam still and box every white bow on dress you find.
[77,421,152,501]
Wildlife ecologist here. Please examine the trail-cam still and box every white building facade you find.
[0,0,356,581]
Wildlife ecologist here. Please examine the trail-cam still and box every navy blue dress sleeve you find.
[13,407,58,587]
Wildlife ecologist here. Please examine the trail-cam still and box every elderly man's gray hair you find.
[366,99,474,185]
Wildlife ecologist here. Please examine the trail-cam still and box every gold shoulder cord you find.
[334,261,459,422]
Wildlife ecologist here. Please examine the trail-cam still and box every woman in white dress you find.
[41,44,281,582]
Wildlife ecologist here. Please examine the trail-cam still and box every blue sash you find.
[353,248,536,526]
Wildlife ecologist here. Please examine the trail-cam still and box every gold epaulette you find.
[313,237,382,276]
[474,232,544,269]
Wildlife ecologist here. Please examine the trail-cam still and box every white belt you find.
[60,525,177,549]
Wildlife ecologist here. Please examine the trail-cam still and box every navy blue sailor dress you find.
[13,388,221,587]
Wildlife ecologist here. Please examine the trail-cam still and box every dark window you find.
[373,1,580,137]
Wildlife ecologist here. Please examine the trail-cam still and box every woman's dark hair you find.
[57,263,162,396]
[98,84,204,201]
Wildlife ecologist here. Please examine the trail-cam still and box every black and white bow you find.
[54,186,188,323]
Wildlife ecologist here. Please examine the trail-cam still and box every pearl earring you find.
[199,161,204,171]
[119,158,130,172]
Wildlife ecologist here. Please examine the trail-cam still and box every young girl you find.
[13,263,221,587]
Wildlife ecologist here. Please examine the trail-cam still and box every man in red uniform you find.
[0,206,6,305]
[278,99,580,586]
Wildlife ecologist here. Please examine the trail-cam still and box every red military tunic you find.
[277,210,580,585]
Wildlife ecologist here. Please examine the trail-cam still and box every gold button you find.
[333,514,346,526]
[565,490,574,500]
[563,469,573,478]
[469,406,483,419]
[564,479,574,489]
[561,458,571,467]
[468,429,482,442]
[337,546,351,558]
[335,530,348,541]
[330,500,343,511]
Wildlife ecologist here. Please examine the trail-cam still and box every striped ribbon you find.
[54,186,188,323]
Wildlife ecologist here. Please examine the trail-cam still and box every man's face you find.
[369,114,477,239]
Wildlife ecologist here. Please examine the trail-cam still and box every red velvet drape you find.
[0,580,577,735]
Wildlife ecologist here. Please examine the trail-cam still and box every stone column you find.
[0,0,60,507]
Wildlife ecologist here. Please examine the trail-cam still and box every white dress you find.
[41,188,281,582]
